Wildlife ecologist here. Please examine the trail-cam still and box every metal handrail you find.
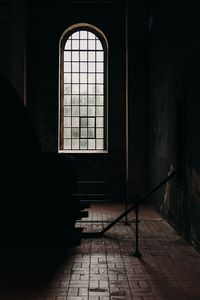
[82,170,177,257]
[100,170,176,235]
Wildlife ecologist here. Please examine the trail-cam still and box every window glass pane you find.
[64,95,71,105]
[72,117,79,127]
[72,106,79,116]
[80,62,87,72]
[88,40,95,50]
[88,32,95,39]
[88,63,95,72]
[88,84,95,94]
[80,139,87,149]
[88,106,95,116]
[96,63,103,72]
[80,73,87,83]
[72,40,79,50]
[96,128,103,138]
[64,128,71,138]
[80,51,87,61]
[72,51,79,61]
[64,62,71,72]
[72,96,79,105]
[72,128,79,138]
[64,117,71,127]
[88,51,95,61]
[64,73,71,83]
[80,95,87,105]
[80,106,87,116]
[88,96,95,105]
[64,40,71,50]
[72,84,79,94]
[80,40,87,50]
[88,139,95,149]
[96,74,103,83]
[96,139,104,149]
[80,117,87,127]
[81,128,87,138]
[96,96,103,105]
[96,52,103,62]
[64,84,71,94]
[96,117,103,127]
[64,139,71,149]
[64,51,71,61]
[80,84,87,94]
[71,32,79,39]
[72,73,79,83]
[64,106,71,116]
[88,117,95,127]
[96,85,103,94]
[96,40,103,50]
[96,106,104,116]
[72,62,79,72]
[72,139,79,149]
[88,74,95,83]
[88,128,95,138]
[80,30,87,39]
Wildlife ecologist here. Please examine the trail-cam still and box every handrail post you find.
[124,193,129,225]
[82,171,177,254]
[133,202,141,257]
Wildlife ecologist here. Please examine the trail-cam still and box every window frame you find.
[58,23,108,154]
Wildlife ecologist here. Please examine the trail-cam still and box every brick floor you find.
[0,203,200,299]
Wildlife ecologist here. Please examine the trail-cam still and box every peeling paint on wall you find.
[160,163,175,214]
[191,168,200,251]
[192,168,200,201]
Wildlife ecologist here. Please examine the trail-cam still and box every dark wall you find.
[148,0,183,204]
[0,0,26,101]
[26,1,127,195]
[2,0,200,249]
[1,71,41,226]
[187,5,200,250]
[0,1,12,79]
[0,1,79,243]
[148,0,200,248]
[1,68,79,244]
[26,0,148,195]
[0,0,148,200]
[128,0,148,194]
[26,0,146,196]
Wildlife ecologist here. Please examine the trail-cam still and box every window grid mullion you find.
[78,31,80,150]
[86,31,89,150]
[95,38,97,149]
[70,48,72,149]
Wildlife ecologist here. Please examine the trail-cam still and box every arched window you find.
[58,23,108,153]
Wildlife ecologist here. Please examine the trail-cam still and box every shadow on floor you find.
[0,245,73,299]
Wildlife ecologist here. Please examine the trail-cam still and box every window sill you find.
[58,150,108,154]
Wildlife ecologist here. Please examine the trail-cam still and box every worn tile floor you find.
[1,202,200,300]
